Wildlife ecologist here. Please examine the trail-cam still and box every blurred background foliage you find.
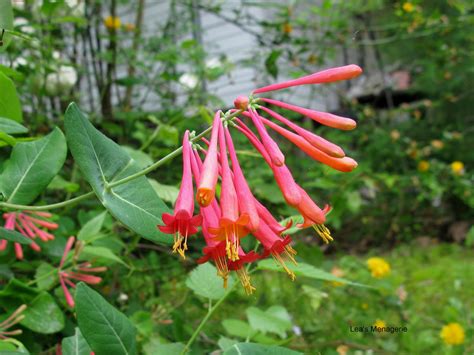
[0,0,473,354]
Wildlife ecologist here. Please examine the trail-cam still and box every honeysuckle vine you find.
[1,64,363,297]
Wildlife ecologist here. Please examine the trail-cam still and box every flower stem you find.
[181,282,237,354]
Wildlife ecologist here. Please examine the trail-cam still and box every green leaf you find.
[35,263,57,291]
[21,292,65,334]
[122,147,153,169]
[246,306,292,338]
[0,131,17,146]
[64,103,171,244]
[0,117,28,134]
[143,341,185,355]
[0,1,14,50]
[78,211,107,242]
[222,319,255,339]
[149,179,179,205]
[223,343,301,355]
[0,72,22,122]
[257,260,366,287]
[218,336,238,351]
[0,227,32,245]
[0,127,67,204]
[0,279,38,309]
[62,328,92,355]
[185,263,233,300]
[47,175,80,193]
[265,50,282,79]
[76,283,137,355]
[80,246,127,267]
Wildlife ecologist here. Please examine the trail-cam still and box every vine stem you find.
[0,109,243,212]
[181,282,238,354]
[0,192,96,212]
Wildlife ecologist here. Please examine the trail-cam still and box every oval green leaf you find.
[76,283,137,355]
[0,127,67,204]
[64,103,171,244]
[0,72,22,122]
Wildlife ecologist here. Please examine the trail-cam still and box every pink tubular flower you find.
[158,130,202,258]
[254,64,362,93]
[247,108,285,166]
[1,211,58,259]
[208,120,250,262]
[261,98,356,130]
[259,115,358,172]
[191,146,257,294]
[234,119,301,206]
[257,106,345,158]
[253,222,297,280]
[224,126,259,231]
[58,236,107,308]
[197,111,221,207]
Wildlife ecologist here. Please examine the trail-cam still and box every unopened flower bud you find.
[234,96,249,111]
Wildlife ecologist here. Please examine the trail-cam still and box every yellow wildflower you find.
[402,2,415,12]
[418,160,430,172]
[104,16,121,30]
[451,161,464,175]
[361,303,369,310]
[440,323,465,345]
[374,319,386,329]
[367,257,390,278]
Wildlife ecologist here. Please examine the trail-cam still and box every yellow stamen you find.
[271,245,297,281]
[224,226,240,262]
[172,233,186,259]
[236,269,256,295]
[312,224,333,244]
[215,255,229,288]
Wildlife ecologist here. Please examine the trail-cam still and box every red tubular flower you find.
[259,115,358,172]
[253,222,297,280]
[234,119,301,206]
[197,111,221,207]
[158,130,202,258]
[254,64,362,93]
[247,108,285,166]
[257,106,345,158]
[191,147,257,294]
[1,211,57,259]
[253,198,292,236]
[261,98,356,130]
[58,236,106,308]
[208,120,250,262]
[224,126,259,231]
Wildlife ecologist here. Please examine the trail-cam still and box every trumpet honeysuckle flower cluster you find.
[58,237,107,308]
[1,211,58,259]
[158,64,363,294]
